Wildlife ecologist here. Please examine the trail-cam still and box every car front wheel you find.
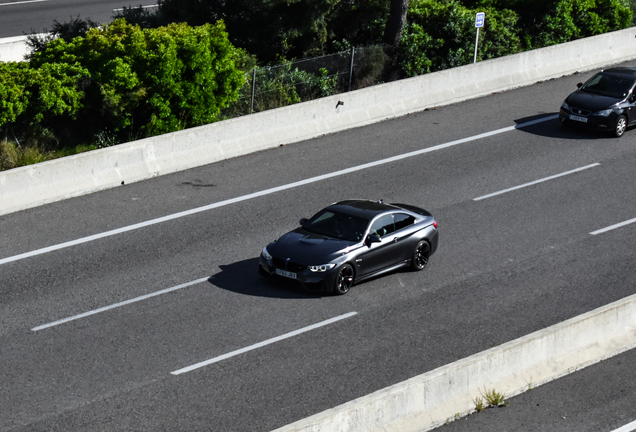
[411,240,430,271]
[614,115,627,137]
[333,264,354,295]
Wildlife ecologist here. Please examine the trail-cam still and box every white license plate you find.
[276,268,297,279]
[569,114,587,123]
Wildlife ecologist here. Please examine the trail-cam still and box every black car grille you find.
[570,106,591,116]
[272,257,307,272]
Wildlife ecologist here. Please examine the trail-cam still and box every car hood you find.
[567,91,621,111]
[267,228,357,264]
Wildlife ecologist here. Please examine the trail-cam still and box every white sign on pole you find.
[474,12,485,63]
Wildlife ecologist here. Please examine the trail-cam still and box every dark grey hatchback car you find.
[259,199,439,295]
[559,67,636,137]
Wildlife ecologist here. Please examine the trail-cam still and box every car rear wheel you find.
[411,240,430,271]
[614,115,627,137]
[333,264,354,295]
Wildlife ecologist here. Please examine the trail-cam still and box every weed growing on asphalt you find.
[473,395,486,412]
[526,376,534,391]
[482,388,508,407]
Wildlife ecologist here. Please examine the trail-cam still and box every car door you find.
[392,212,417,260]
[356,213,405,276]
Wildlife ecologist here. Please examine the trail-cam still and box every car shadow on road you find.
[207,257,327,299]
[514,113,616,140]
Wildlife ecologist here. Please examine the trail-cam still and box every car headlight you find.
[592,109,613,117]
[261,247,272,261]
[561,101,570,110]
[309,263,336,272]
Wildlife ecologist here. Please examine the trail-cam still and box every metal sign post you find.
[474,12,485,63]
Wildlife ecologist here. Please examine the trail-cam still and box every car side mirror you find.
[366,234,381,245]
[299,218,308,226]
[576,82,583,88]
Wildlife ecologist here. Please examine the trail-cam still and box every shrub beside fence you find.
[222,45,391,118]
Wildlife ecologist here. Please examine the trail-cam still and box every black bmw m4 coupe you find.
[259,199,439,295]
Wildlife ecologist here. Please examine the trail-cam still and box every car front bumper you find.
[559,108,617,131]
[258,254,339,292]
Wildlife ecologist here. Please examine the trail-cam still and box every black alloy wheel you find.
[333,264,354,295]
[411,240,430,271]
[614,115,627,137]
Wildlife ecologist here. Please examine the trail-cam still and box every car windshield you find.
[302,210,369,242]
[581,73,635,99]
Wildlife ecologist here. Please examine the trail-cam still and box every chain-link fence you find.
[222,45,392,119]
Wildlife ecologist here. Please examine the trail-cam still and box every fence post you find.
[10,127,20,148]
[348,47,355,92]
[250,68,256,114]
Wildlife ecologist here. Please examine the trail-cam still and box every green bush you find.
[0,61,87,129]
[464,0,632,49]
[399,0,521,76]
[29,18,245,144]
[223,62,339,117]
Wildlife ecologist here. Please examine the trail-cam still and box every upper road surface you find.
[0,0,154,38]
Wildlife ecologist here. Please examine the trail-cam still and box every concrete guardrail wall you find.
[2,28,636,216]
[0,35,33,62]
[271,294,636,432]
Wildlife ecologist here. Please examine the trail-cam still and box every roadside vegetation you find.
[0,0,633,171]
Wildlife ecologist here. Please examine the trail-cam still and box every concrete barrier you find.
[271,294,636,432]
[2,28,636,216]
[0,35,34,62]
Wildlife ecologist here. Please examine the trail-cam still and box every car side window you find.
[394,213,415,231]
[369,214,395,237]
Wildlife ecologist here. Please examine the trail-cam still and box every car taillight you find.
[433,221,438,229]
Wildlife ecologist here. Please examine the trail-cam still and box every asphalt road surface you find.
[0,0,155,38]
[1,61,636,431]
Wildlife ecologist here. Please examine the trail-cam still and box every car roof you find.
[601,67,636,78]
[326,199,404,219]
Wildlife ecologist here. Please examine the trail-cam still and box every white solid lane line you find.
[0,115,557,267]
[31,277,210,331]
[0,0,47,6]
[473,163,601,201]
[112,4,157,11]
[171,312,359,375]
[590,217,636,235]
[610,419,636,432]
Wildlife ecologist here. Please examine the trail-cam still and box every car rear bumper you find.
[429,229,439,256]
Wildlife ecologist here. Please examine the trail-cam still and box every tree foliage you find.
[131,0,391,63]
[26,15,100,56]
[462,0,632,48]
[326,0,390,50]
[132,0,631,70]
[146,0,336,62]
[28,19,245,144]
[398,0,631,76]
[0,61,87,137]
[399,0,521,76]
